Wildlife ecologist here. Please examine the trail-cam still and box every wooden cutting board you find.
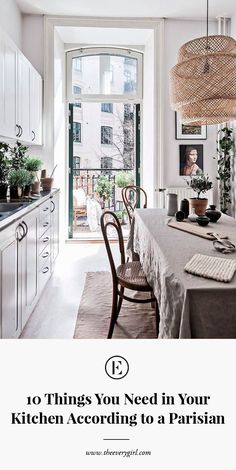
[168,220,228,240]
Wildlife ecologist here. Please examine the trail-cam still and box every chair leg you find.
[155,300,160,337]
[107,289,119,339]
[115,286,124,321]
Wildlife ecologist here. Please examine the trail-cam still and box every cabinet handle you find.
[21,221,28,238]
[43,236,49,243]
[43,207,49,212]
[43,222,49,227]
[51,200,55,213]
[42,266,49,274]
[32,130,35,141]
[42,251,49,259]
[16,223,25,242]
[16,124,20,137]
[18,125,23,137]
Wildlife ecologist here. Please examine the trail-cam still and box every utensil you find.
[209,232,236,254]
[50,164,57,178]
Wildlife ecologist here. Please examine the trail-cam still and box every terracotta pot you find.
[189,198,208,216]
[31,181,40,194]
[41,177,54,192]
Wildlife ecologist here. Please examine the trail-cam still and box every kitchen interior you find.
[1,0,236,339]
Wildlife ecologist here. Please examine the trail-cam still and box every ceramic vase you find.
[167,193,178,216]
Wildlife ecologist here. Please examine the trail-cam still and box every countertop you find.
[0,189,59,232]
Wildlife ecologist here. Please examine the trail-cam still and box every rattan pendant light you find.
[170,0,236,125]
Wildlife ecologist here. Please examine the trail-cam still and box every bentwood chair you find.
[101,211,159,339]
[121,185,147,224]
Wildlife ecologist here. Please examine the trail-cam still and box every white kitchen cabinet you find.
[0,231,19,338]
[20,210,38,330]
[50,192,60,266]
[0,192,59,338]
[17,52,31,143]
[30,66,42,145]
[0,30,17,140]
[0,27,43,145]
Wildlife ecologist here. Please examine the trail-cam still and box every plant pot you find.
[40,177,54,192]
[0,183,8,199]
[190,198,208,216]
[24,185,31,197]
[31,180,41,194]
[10,186,22,200]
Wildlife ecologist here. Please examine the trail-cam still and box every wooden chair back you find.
[100,211,125,281]
[122,185,147,223]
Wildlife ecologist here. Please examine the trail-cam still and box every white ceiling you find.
[16,0,236,19]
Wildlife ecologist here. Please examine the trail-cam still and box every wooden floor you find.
[21,242,119,339]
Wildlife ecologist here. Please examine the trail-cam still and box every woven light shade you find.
[170,35,236,125]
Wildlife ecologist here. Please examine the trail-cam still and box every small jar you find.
[188,208,198,222]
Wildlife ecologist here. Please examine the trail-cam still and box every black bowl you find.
[196,215,210,227]
[175,210,185,222]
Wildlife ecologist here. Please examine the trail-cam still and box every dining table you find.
[126,208,236,339]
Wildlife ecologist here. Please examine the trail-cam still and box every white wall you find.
[143,31,155,206]
[54,29,66,240]
[229,14,236,217]
[22,14,44,76]
[0,0,22,47]
[163,19,218,197]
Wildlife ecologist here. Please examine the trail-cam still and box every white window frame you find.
[66,47,143,103]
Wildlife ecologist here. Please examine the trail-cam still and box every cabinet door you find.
[21,211,38,330]
[17,52,31,143]
[30,67,42,145]
[50,193,60,266]
[0,234,20,338]
[0,31,17,139]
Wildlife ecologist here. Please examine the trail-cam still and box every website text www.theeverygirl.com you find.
[85,449,151,458]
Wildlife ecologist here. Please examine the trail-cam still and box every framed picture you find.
[175,112,207,140]
[179,144,203,176]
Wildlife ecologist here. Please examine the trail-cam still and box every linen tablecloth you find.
[127,209,236,339]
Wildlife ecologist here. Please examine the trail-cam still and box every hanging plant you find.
[216,127,234,214]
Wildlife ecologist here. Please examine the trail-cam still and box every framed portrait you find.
[179,144,203,176]
[175,112,207,140]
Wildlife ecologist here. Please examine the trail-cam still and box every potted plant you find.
[115,170,134,188]
[10,141,29,169]
[25,157,43,194]
[0,142,10,199]
[215,126,234,214]
[23,171,35,197]
[115,209,128,225]
[115,170,134,202]
[95,175,113,209]
[8,168,33,199]
[187,173,213,215]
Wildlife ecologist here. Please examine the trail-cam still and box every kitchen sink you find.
[0,202,26,212]
[0,202,30,222]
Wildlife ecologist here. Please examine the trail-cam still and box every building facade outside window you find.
[73,122,82,143]
[101,126,113,145]
[73,156,81,175]
[73,86,82,108]
[101,156,113,175]
[101,103,113,113]
[73,57,82,72]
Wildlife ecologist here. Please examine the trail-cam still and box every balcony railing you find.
[73,167,133,212]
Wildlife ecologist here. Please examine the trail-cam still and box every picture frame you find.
[175,112,207,140]
[179,144,204,176]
